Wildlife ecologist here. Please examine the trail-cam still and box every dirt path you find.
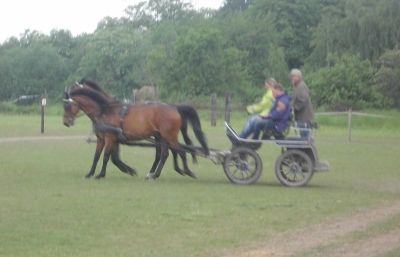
[227,201,400,257]
[0,135,88,144]
[314,227,400,257]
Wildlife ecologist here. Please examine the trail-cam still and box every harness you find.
[118,105,130,141]
[119,105,129,129]
[95,104,130,142]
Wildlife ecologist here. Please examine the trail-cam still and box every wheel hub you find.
[289,162,302,174]
[237,160,249,171]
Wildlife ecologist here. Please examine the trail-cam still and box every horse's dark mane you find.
[70,87,118,114]
[80,79,113,99]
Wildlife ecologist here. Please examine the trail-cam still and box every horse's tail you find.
[177,105,210,156]
[179,116,198,164]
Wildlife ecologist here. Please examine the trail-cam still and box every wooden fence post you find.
[347,108,353,142]
[40,93,47,134]
[211,93,217,127]
[224,92,232,124]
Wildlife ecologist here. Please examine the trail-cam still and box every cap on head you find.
[290,69,302,78]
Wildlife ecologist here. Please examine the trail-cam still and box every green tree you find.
[77,24,150,97]
[221,0,253,12]
[249,0,333,68]
[308,0,400,68]
[159,27,251,99]
[0,44,68,100]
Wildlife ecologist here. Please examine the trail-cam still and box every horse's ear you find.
[75,81,84,88]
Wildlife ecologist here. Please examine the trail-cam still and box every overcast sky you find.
[0,0,224,43]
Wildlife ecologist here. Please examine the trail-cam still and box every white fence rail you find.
[315,109,394,142]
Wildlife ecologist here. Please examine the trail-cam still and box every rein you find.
[64,98,100,122]
[66,94,132,141]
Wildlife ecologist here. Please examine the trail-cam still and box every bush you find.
[375,49,400,108]
[0,102,40,114]
[307,54,380,110]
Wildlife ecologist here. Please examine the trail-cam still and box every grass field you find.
[0,112,400,257]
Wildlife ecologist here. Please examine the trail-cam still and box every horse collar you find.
[118,105,130,141]
[120,105,129,120]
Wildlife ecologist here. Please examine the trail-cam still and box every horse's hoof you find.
[185,171,197,179]
[176,169,185,176]
[146,174,156,181]
[95,175,105,180]
[128,169,138,176]
[85,174,93,179]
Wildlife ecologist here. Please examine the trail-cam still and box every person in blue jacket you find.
[252,83,292,140]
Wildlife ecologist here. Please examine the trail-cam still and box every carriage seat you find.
[261,130,285,140]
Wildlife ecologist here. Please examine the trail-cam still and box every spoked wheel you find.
[223,147,263,185]
[275,149,314,187]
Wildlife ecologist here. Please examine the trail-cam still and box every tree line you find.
[0,0,399,110]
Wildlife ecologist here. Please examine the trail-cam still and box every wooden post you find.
[347,108,352,142]
[224,92,232,124]
[211,93,217,127]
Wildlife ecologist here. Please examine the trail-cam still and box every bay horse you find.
[63,84,209,180]
[79,79,201,168]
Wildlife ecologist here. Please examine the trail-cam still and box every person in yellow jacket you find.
[239,78,276,138]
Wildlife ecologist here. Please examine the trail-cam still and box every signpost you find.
[41,96,47,134]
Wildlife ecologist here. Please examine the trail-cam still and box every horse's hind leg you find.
[171,149,185,176]
[86,137,104,178]
[177,149,197,179]
[110,144,137,176]
[148,140,169,180]
[149,141,161,176]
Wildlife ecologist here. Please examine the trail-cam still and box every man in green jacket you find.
[290,69,315,138]
[239,79,276,138]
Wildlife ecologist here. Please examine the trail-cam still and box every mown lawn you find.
[0,113,399,257]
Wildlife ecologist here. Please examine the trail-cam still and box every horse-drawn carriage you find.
[64,81,329,186]
[193,122,329,187]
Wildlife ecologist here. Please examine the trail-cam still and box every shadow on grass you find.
[96,174,338,191]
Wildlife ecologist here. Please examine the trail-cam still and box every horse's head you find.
[62,83,82,127]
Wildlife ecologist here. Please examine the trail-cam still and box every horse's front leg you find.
[86,137,104,178]
[95,136,113,179]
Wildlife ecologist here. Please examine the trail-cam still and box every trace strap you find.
[95,104,130,142]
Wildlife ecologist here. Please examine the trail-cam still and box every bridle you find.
[63,82,99,121]
[63,82,128,125]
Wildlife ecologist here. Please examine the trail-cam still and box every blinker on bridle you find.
[63,82,84,104]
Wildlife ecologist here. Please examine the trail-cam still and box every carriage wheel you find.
[275,149,314,187]
[223,147,263,185]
